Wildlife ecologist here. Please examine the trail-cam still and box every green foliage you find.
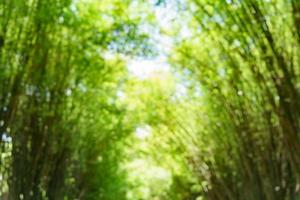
[0,0,154,199]
[2,0,300,200]
[169,0,300,199]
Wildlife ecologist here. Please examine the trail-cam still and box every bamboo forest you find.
[2,0,300,199]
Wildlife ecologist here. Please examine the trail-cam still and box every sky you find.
[127,56,170,79]
[127,1,177,79]
[127,0,192,79]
